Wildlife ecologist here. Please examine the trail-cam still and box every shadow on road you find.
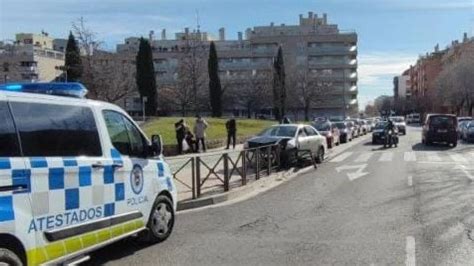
[85,237,154,265]
[411,143,453,151]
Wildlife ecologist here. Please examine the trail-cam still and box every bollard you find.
[196,156,201,198]
[255,148,260,180]
[267,146,271,176]
[191,157,196,199]
[223,153,229,191]
[241,150,247,185]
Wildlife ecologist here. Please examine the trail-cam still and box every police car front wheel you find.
[145,195,175,243]
[0,248,23,266]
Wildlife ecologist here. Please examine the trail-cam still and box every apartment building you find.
[0,32,64,83]
[117,12,359,117]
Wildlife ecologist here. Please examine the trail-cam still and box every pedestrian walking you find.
[175,119,186,154]
[226,116,237,149]
[194,115,208,152]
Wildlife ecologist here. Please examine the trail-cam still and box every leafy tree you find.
[208,41,222,117]
[273,46,286,121]
[64,32,83,82]
[136,37,158,115]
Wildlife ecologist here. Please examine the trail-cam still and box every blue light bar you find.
[0,82,88,98]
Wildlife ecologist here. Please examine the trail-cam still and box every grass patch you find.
[141,117,276,145]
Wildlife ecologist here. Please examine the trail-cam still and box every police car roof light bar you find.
[0,82,88,99]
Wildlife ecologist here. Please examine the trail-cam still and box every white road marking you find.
[406,236,416,266]
[355,152,372,162]
[379,152,393,162]
[456,165,474,181]
[404,152,416,162]
[407,176,413,187]
[425,152,442,162]
[449,153,467,163]
[330,152,353,163]
[335,164,369,181]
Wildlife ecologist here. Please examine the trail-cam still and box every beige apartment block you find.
[117,12,359,118]
[1,33,64,83]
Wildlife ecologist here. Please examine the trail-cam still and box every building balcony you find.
[307,46,357,56]
[219,61,272,70]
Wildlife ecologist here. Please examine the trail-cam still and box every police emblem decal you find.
[130,164,144,195]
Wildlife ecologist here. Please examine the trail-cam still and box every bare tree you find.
[288,67,332,121]
[435,53,474,115]
[91,54,136,103]
[71,17,135,102]
[231,70,272,118]
[178,32,208,114]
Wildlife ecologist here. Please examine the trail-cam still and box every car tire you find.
[143,195,175,243]
[0,248,23,266]
[315,147,324,164]
[452,142,457,147]
[372,138,376,145]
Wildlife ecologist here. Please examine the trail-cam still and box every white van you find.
[0,83,176,265]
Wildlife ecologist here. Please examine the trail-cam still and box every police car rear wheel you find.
[0,248,23,266]
[146,195,174,243]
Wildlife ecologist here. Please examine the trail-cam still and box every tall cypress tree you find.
[64,32,83,82]
[273,46,286,121]
[208,41,222,117]
[136,37,157,115]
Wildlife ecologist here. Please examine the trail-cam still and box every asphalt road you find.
[87,125,474,265]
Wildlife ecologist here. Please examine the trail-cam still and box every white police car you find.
[0,83,177,265]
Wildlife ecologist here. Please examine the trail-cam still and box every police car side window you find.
[103,111,146,157]
[10,102,102,157]
[0,101,21,157]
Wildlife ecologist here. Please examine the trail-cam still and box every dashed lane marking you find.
[406,236,416,266]
[408,176,413,187]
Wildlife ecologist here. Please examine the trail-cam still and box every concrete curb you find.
[177,134,370,212]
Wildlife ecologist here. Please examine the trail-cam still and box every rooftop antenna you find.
[195,9,201,33]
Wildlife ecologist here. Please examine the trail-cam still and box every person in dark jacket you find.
[175,119,186,154]
[226,117,237,149]
[282,116,292,124]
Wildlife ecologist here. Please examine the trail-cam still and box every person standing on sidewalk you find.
[175,119,186,154]
[226,116,237,149]
[194,115,208,152]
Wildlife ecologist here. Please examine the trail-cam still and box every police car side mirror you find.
[151,134,163,156]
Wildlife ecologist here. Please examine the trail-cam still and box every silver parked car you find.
[245,124,327,163]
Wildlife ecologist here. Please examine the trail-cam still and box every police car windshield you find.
[259,126,297,137]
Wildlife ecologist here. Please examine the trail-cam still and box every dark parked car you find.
[462,121,474,142]
[422,114,458,147]
[333,121,352,143]
[312,121,340,149]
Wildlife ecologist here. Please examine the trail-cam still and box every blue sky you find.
[1,0,473,108]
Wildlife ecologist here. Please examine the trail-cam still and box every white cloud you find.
[356,51,417,109]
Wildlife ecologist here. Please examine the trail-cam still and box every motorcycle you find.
[383,128,399,148]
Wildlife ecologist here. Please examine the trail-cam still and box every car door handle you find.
[92,163,123,169]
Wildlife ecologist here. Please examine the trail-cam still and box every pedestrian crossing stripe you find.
[330,152,353,162]
[379,152,393,162]
[355,153,372,162]
[328,151,474,164]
